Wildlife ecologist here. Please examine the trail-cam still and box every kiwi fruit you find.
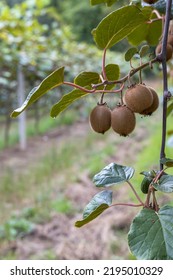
[89,103,111,134]
[111,105,136,136]
[155,43,173,61]
[123,84,153,114]
[168,34,173,47]
[141,87,159,115]
[143,0,158,3]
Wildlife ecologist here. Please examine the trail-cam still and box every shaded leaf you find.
[139,45,149,57]
[50,88,90,118]
[11,67,64,118]
[128,206,173,259]
[125,47,138,62]
[153,0,173,19]
[160,157,173,167]
[75,190,112,227]
[140,170,156,179]
[93,162,135,187]
[92,6,145,49]
[90,0,117,6]
[153,175,173,193]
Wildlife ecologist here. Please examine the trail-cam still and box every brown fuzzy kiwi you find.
[141,87,159,115]
[168,34,173,47]
[89,103,111,134]
[143,0,158,3]
[123,84,153,114]
[155,43,173,61]
[111,105,136,137]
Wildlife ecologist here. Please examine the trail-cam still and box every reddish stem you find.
[102,48,107,80]
[127,181,144,206]
[63,81,96,93]
[110,202,143,208]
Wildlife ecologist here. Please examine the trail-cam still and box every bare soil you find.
[0,117,151,260]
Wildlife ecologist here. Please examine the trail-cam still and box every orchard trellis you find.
[11,0,173,259]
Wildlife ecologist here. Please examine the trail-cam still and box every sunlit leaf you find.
[75,190,112,227]
[92,6,145,49]
[50,88,90,118]
[11,67,64,118]
[93,162,135,187]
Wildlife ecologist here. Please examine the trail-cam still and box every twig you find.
[127,181,144,206]
[160,0,172,170]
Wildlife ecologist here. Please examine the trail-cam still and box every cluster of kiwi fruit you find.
[89,83,159,137]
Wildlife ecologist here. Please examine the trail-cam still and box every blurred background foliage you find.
[0,0,131,148]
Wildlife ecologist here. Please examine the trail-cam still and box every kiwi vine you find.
[11,0,173,259]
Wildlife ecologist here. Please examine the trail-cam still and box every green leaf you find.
[127,7,161,46]
[139,45,149,57]
[153,175,173,193]
[128,206,173,259]
[125,47,138,62]
[11,67,64,118]
[153,0,173,19]
[103,64,120,81]
[159,205,173,258]
[160,157,173,167]
[92,6,145,49]
[75,190,112,227]
[93,162,135,187]
[50,65,120,118]
[74,71,100,88]
[74,65,120,91]
[128,23,148,46]
[90,0,117,6]
[140,170,156,179]
[146,18,162,46]
[50,88,90,118]
[167,102,173,117]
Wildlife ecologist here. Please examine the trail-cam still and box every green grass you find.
[0,127,117,225]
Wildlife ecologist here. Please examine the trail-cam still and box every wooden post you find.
[17,63,27,150]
